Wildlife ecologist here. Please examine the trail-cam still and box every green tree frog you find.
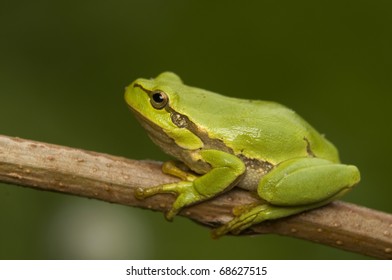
[124,72,360,238]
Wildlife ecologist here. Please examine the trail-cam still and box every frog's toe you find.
[211,225,230,239]
[232,202,263,216]
[135,185,166,199]
[134,187,147,199]
[164,208,178,221]
[211,217,250,238]
[212,204,273,238]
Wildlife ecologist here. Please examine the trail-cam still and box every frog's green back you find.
[169,81,339,165]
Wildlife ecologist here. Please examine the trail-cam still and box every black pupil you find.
[152,92,164,103]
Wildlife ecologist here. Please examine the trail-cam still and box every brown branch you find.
[0,134,391,259]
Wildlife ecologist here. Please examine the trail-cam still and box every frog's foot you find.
[211,204,308,239]
[212,204,268,238]
[135,181,204,221]
[136,150,246,222]
[135,161,202,220]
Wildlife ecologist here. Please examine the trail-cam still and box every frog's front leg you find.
[135,149,246,220]
[212,157,360,238]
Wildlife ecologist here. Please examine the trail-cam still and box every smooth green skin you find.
[124,72,360,238]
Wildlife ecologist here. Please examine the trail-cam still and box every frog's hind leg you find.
[212,190,351,238]
[212,157,360,238]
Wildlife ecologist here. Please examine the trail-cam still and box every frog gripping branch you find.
[124,72,360,238]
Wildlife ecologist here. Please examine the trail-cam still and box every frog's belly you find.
[237,156,274,191]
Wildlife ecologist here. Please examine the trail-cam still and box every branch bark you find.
[0,134,391,259]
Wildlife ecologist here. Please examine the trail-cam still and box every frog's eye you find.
[150,90,168,109]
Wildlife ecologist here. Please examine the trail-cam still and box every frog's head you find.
[124,72,204,151]
[125,72,182,116]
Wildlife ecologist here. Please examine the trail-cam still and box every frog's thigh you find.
[258,157,360,206]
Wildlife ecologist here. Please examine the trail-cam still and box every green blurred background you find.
[0,0,391,259]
